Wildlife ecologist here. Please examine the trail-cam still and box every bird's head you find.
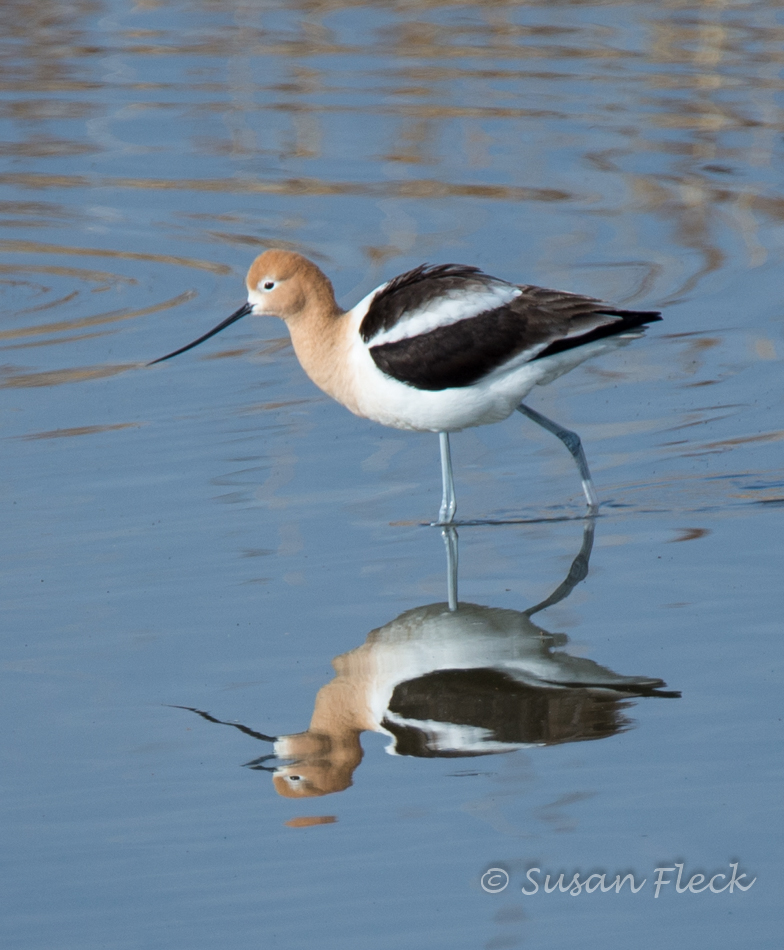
[245,249,335,323]
[148,248,337,365]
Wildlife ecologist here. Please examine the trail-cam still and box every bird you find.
[149,250,661,523]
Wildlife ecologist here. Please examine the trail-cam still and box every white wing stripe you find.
[365,283,521,346]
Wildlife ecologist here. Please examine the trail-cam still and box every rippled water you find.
[2,2,782,948]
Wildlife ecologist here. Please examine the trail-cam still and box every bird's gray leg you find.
[516,403,599,510]
[441,525,459,612]
[436,431,457,525]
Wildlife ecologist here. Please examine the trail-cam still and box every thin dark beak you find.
[148,301,254,365]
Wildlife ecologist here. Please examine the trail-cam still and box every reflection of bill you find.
[172,522,678,798]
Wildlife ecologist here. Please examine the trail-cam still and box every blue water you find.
[1,2,781,947]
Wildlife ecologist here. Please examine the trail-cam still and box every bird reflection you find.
[174,520,678,798]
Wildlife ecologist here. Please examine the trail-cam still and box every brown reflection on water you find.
[0,240,233,275]
[0,363,136,388]
[0,172,571,203]
[636,6,783,292]
[0,263,134,289]
[16,422,143,440]
[284,815,337,828]
[0,291,196,346]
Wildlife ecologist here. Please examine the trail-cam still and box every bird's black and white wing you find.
[358,264,661,392]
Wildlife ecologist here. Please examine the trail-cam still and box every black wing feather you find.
[370,304,531,391]
[369,284,661,392]
[532,307,661,361]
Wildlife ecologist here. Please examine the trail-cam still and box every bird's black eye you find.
[263,281,275,291]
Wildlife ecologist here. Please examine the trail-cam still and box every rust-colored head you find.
[245,250,338,323]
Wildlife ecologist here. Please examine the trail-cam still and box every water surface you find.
[1,2,782,948]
